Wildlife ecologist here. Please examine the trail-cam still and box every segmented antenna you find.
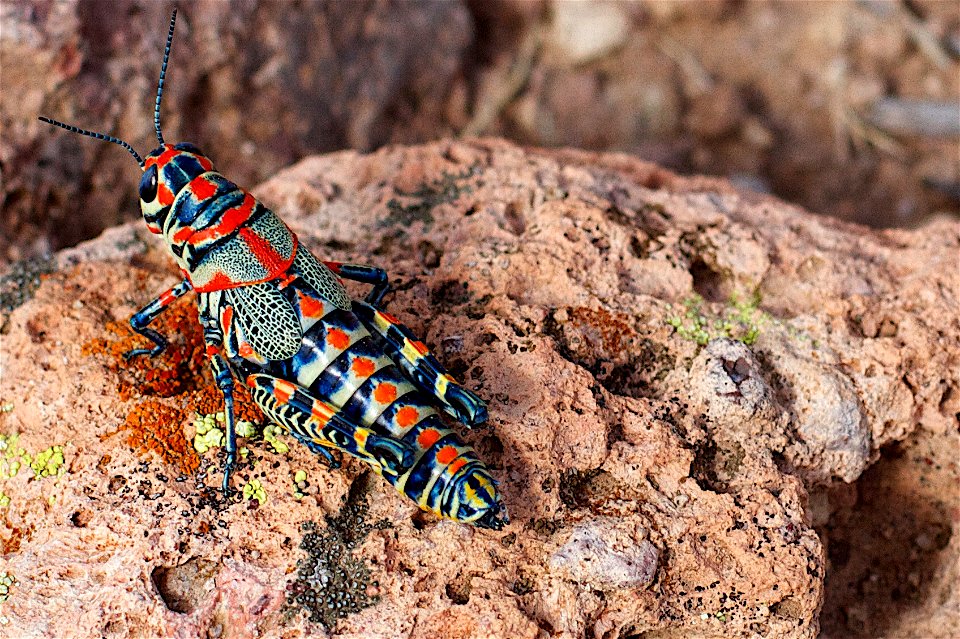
[38,116,145,167]
[154,8,178,145]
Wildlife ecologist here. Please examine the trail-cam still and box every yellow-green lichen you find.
[1,435,69,508]
[192,412,282,455]
[192,413,225,453]
[30,445,66,479]
[667,293,767,346]
[263,424,289,454]
[236,420,258,438]
[0,403,13,413]
[0,433,29,481]
[0,572,15,603]
[293,469,307,499]
[243,478,267,505]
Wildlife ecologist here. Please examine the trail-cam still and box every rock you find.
[549,517,658,589]
[1,138,958,638]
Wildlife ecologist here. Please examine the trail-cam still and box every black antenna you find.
[38,116,145,167]
[154,8,178,145]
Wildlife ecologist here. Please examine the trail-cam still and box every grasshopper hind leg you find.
[352,301,488,428]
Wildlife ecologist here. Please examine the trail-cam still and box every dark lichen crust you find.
[286,474,389,629]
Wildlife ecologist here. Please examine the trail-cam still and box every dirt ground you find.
[2,0,958,263]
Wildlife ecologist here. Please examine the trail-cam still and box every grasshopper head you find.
[138,143,215,234]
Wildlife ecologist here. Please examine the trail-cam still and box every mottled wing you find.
[226,282,302,360]
[292,246,351,311]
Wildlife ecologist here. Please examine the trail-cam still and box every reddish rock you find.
[1,139,957,638]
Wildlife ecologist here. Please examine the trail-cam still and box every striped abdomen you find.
[240,279,500,525]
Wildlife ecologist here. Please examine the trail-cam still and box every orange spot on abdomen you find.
[352,357,376,378]
[373,382,397,404]
[326,327,350,350]
[298,290,325,318]
[436,445,459,465]
[417,427,440,449]
[396,406,419,428]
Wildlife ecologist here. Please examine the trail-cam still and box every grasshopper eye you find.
[139,165,158,202]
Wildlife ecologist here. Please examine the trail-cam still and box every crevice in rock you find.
[818,432,956,637]
[151,557,218,614]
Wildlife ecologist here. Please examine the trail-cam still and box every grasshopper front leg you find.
[125,279,192,359]
[199,310,238,493]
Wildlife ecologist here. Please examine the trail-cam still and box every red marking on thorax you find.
[189,175,218,201]
[447,458,467,475]
[178,192,254,246]
[186,236,298,293]
[239,226,286,271]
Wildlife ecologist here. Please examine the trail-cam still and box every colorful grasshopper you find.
[39,9,508,529]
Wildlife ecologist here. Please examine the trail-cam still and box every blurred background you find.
[1,0,958,266]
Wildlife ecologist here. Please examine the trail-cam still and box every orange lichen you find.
[188,383,264,425]
[83,301,207,400]
[84,298,263,476]
[568,306,638,356]
[119,399,200,475]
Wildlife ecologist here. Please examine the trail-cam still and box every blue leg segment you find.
[125,279,192,359]
[325,261,390,307]
[210,353,237,493]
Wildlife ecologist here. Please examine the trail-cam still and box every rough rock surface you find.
[1,139,957,638]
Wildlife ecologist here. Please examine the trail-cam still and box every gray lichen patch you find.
[382,166,479,229]
[286,474,388,629]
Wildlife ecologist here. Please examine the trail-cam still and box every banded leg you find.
[324,261,390,307]
[352,301,488,428]
[125,279,192,358]
[246,373,415,477]
[199,313,239,493]
[210,353,238,492]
